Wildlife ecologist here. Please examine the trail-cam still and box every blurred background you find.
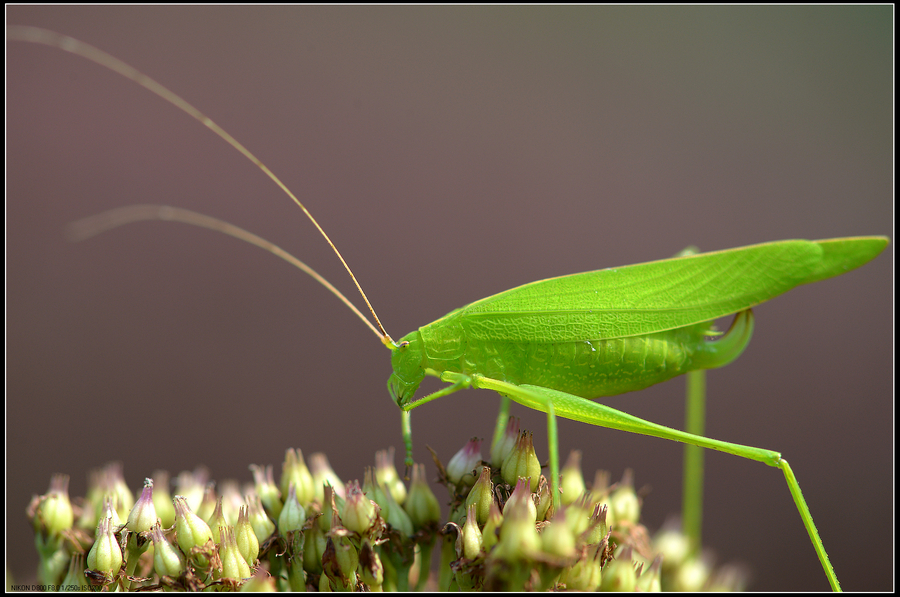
[7,6,892,590]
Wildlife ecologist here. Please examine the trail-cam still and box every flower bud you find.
[218,526,251,581]
[250,464,282,521]
[446,438,482,486]
[340,480,377,535]
[636,554,663,592]
[581,503,608,546]
[375,447,406,504]
[106,463,135,520]
[481,502,503,552]
[559,451,586,506]
[563,541,604,591]
[404,463,442,529]
[504,477,537,526]
[149,522,185,578]
[609,469,641,526]
[126,479,158,535]
[534,476,553,521]
[207,498,227,544]
[494,489,540,562]
[173,468,207,513]
[195,483,217,522]
[359,539,384,589]
[241,568,277,591]
[247,493,276,543]
[62,553,90,591]
[541,508,576,558]
[309,452,345,502]
[673,554,712,592]
[302,521,327,575]
[173,495,213,555]
[461,504,483,560]
[150,471,176,528]
[235,506,260,565]
[278,483,307,533]
[501,431,541,491]
[600,545,636,591]
[86,517,123,576]
[464,465,494,527]
[35,474,74,537]
[281,448,315,507]
[490,417,520,467]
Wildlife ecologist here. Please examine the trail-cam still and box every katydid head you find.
[387,332,426,408]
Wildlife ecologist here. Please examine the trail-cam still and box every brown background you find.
[7,6,892,590]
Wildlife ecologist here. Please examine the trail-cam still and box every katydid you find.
[9,27,889,592]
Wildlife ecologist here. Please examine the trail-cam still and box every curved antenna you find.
[67,205,384,340]
[8,25,395,348]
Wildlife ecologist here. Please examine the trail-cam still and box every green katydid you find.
[9,27,889,592]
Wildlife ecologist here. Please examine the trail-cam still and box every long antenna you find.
[67,205,384,340]
[8,25,395,348]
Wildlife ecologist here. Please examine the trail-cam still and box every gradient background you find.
[7,6,892,590]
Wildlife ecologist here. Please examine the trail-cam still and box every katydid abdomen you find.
[390,306,753,404]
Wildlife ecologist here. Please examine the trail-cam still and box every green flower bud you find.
[541,509,576,558]
[107,463,135,520]
[302,522,327,575]
[654,523,690,572]
[149,522,185,578]
[364,468,412,536]
[559,451,586,506]
[673,555,711,592]
[404,463,442,529]
[173,468,207,513]
[247,494,276,543]
[636,554,663,592]
[126,479,158,535]
[461,504,483,560]
[481,501,503,552]
[581,503,608,546]
[501,431,541,491]
[588,470,615,528]
[35,474,74,537]
[464,465,494,526]
[504,477,537,526]
[235,506,260,565]
[600,545,636,591]
[173,495,213,555]
[375,447,406,505]
[446,438,482,486]
[62,553,90,591]
[280,448,315,507]
[87,517,123,575]
[608,469,640,527]
[325,535,358,589]
[309,452,345,503]
[240,568,278,591]
[535,475,553,521]
[490,416,520,468]
[359,539,384,589]
[150,471,176,528]
[219,480,245,525]
[278,484,307,533]
[563,541,604,591]
[207,498,228,544]
[494,479,540,561]
[340,480,377,534]
[250,464,282,521]
[219,526,252,581]
[195,483,217,522]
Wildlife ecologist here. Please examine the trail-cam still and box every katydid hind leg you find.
[470,374,840,590]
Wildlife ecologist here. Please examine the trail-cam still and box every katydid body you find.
[10,26,889,592]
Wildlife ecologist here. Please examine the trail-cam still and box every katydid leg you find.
[471,376,840,591]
